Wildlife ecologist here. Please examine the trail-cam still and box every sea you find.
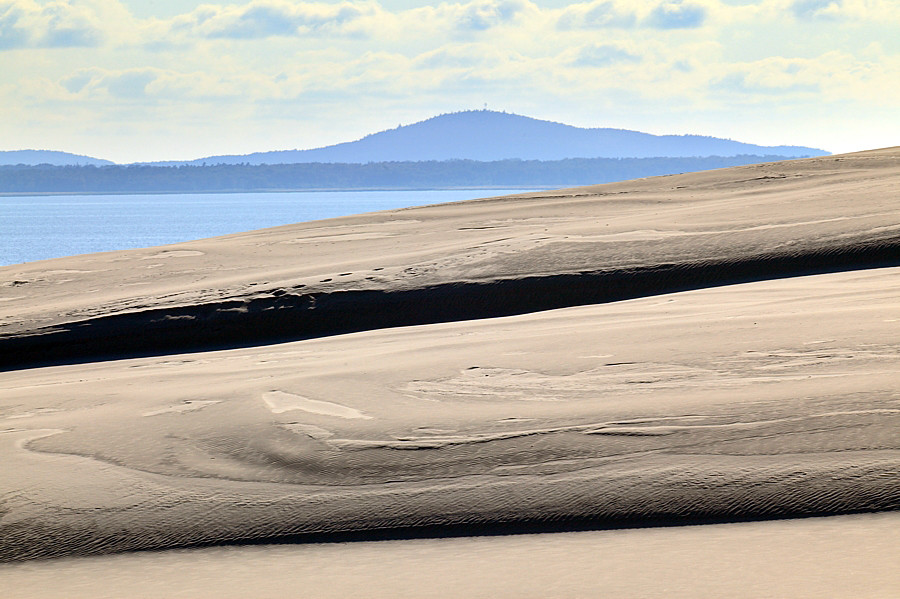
[0,189,538,266]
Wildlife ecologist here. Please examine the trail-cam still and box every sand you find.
[1,512,898,598]
[3,264,900,561]
[1,148,899,592]
[2,148,899,368]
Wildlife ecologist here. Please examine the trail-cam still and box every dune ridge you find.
[1,148,899,561]
[2,149,899,371]
[2,237,899,370]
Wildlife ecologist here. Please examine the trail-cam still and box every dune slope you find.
[1,148,899,370]
[1,148,899,561]
[2,267,899,561]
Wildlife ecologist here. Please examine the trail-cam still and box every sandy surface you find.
[1,512,898,598]
[1,149,899,577]
[2,148,899,367]
[2,265,899,560]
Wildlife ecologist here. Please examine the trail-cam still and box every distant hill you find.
[0,150,113,166]
[162,110,828,166]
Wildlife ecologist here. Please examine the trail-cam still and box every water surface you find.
[0,189,536,266]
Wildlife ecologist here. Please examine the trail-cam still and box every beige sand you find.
[2,148,899,367]
[2,262,899,560]
[1,512,898,599]
[1,149,899,571]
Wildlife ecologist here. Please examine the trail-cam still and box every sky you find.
[1,0,898,163]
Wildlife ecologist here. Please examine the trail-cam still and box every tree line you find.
[0,155,796,194]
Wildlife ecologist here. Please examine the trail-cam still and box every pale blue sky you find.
[2,0,897,162]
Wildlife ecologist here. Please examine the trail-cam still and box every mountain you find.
[0,150,113,166]
[0,150,114,166]
[168,110,828,166]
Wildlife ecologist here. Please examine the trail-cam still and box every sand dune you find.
[3,512,899,598]
[1,148,899,564]
[2,148,898,369]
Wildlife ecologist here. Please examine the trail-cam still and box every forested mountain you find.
[4,111,826,169]
[162,111,827,166]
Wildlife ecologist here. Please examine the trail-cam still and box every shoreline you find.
[0,185,554,198]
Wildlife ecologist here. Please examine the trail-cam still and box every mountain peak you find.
[173,110,829,166]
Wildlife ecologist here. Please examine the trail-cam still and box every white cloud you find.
[752,0,900,22]
[555,1,638,29]
[713,56,824,95]
[0,0,109,49]
[1,0,898,160]
[645,1,708,28]
[163,0,377,40]
[790,0,842,20]
[568,43,642,67]
[49,65,284,104]
[386,0,538,42]
[710,50,900,107]
[555,0,715,30]
[450,0,530,31]
[415,43,523,69]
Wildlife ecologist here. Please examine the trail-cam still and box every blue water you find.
[0,189,537,266]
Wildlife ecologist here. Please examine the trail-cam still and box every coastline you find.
[0,185,554,198]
